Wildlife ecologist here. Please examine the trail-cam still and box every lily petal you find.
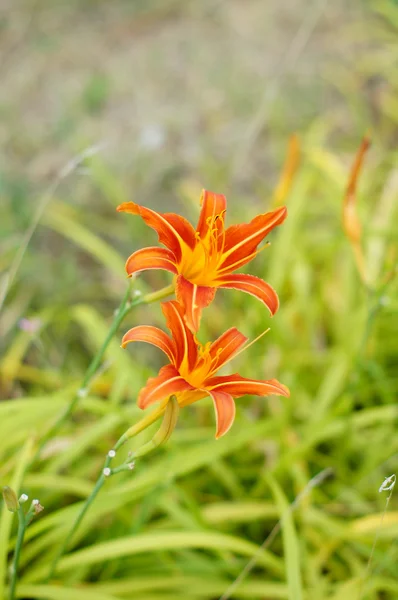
[125,247,178,277]
[206,374,290,398]
[208,328,248,373]
[208,390,236,439]
[175,275,216,333]
[121,325,176,363]
[216,273,279,316]
[117,201,196,261]
[161,300,198,371]
[220,207,287,271]
[196,190,227,238]
[138,364,193,409]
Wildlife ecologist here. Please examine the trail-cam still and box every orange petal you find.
[208,390,236,439]
[125,247,178,277]
[161,300,198,371]
[175,275,216,333]
[208,328,248,374]
[116,202,140,215]
[121,325,176,363]
[207,374,290,398]
[117,201,196,261]
[216,273,279,316]
[138,364,193,409]
[220,207,287,272]
[196,190,227,238]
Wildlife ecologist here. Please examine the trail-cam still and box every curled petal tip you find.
[278,383,290,397]
[279,206,288,221]
[116,201,140,214]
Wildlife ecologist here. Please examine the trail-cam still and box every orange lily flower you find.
[117,190,287,332]
[122,301,289,438]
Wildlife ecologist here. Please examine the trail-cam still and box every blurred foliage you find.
[0,0,398,599]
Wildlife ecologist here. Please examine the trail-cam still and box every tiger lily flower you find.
[117,190,287,332]
[121,300,289,438]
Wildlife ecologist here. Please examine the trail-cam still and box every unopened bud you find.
[2,487,19,513]
[135,396,179,459]
[19,494,29,504]
[152,395,179,447]
[103,468,111,477]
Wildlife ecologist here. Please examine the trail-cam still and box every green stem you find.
[34,282,174,462]
[9,505,26,600]
[47,403,166,581]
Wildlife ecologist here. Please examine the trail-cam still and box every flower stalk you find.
[34,281,174,463]
[3,490,42,600]
[47,396,178,581]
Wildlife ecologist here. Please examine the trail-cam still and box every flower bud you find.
[2,486,19,513]
[152,395,179,447]
[32,499,44,514]
[133,395,179,459]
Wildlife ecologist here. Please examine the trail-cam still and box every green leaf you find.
[266,474,303,600]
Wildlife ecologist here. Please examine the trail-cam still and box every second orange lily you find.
[122,300,289,438]
[118,190,287,332]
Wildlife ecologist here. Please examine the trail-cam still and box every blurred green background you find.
[1,1,398,599]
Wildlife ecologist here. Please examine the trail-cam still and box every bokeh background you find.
[1,1,398,599]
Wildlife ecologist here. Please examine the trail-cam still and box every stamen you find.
[209,348,222,370]
[217,242,270,274]
[198,341,212,359]
[218,212,226,253]
[232,328,271,361]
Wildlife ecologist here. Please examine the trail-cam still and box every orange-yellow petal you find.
[196,190,227,238]
[208,390,236,439]
[216,273,279,316]
[161,300,198,371]
[220,207,287,272]
[117,201,196,261]
[125,247,178,277]
[121,325,176,363]
[206,374,290,398]
[116,201,140,215]
[175,275,216,333]
[138,364,193,409]
[208,328,248,374]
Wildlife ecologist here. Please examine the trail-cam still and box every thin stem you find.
[47,446,117,582]
[47,403,166,581]
[34,282,174,462]
[9,506,26,600]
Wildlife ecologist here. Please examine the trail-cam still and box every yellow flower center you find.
[178,214,225,285]
[179,341,221,388]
